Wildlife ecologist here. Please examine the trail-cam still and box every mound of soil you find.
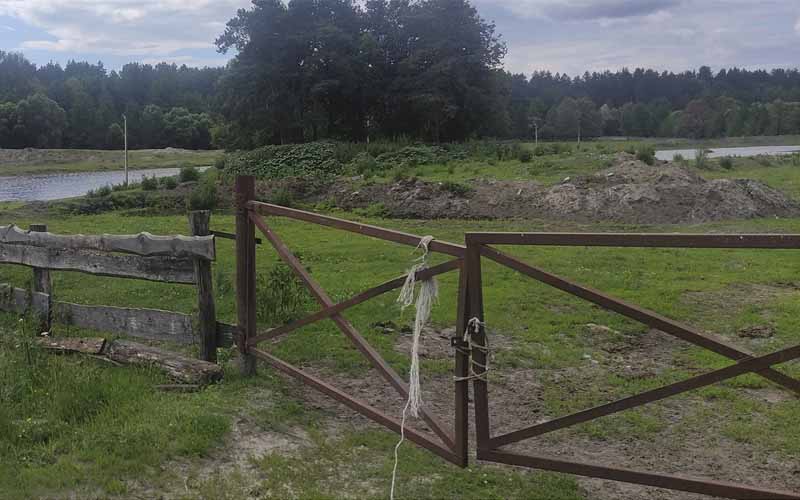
[329,154,799,224]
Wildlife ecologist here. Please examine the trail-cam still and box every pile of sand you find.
[328,154,799,223]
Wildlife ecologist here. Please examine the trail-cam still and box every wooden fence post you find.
[189,210,217,363]
[235,176,257,376]
[29,224,52,331]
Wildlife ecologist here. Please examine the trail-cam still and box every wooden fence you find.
[0,211,234,361]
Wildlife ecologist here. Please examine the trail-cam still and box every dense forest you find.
[1,0,800,150]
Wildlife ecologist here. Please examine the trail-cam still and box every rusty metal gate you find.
[233,176,470,466]
[233,175,800,499]
[462,232,800,500]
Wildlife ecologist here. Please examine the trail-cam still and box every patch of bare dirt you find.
[321,154,799,223]
[124,388,314,500]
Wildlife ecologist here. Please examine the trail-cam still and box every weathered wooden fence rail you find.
[0,212,233,361]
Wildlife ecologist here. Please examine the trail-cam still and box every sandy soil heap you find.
[330,154,799,223]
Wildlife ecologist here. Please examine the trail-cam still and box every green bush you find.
[518,149,533,163]
[96,185,112,197]
[533,145,547,157]
[226,142,343,179]
[350,152,379,176]
[213,156,226,170]
[636,145,656,165]
[720,157,734,170]
[256,259,314,327]
[695,149,709,169]
[186,180,217,210]
[179,166,200,183]
[672,153,685,163]
[161,176,178,190]
[141,176,159,191]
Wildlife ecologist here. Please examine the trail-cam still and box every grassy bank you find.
[1,205,799,498]
[0,148,222,176]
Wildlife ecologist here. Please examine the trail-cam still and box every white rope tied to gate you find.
[396,235,438,418]
[391,236,438,500]
[454,317,491,383]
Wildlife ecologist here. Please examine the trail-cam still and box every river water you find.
[0,166,209,202]
[655,145,800,161]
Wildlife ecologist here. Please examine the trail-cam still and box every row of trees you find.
[2,0,800,148]
[0,51,219,149]
[536,96,800,141]
[216,0,800,145]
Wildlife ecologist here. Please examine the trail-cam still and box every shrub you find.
[518,149,533,163]
[141,176,159,191]
[350,152,378,176]
[256,259,314,327]
[225,142,343,179]
[96,185,112,197]
[186,180,217,210]
[757,156,773,167]
[214,156,226,170]
[533,145,547,157]
[719,157,734,170]
[179,166,200,183]
[636,145,656,165]
[672,153,685,163]
[695,149,709,169]
[161,176,178,190]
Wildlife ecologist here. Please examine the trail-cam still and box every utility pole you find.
[123,114,129,186]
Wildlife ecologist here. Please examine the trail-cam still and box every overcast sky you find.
[0,0,798,76]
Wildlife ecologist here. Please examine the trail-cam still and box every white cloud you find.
[483,0,682,21]
[490,0,800,76]
[0,0,249,58]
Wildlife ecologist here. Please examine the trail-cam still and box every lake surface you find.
[0,166,209,202]
[655,145,800,161]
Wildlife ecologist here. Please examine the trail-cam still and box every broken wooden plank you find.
[0,283,49,316]
[0,243,196,284]
[105,339,223,385]
[53,302,195,344]
[0,224,215,260]
[36,336,106,354]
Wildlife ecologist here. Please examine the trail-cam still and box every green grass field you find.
[1,209,799,498]
[1,140,800,498]
[0,148,222,176]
